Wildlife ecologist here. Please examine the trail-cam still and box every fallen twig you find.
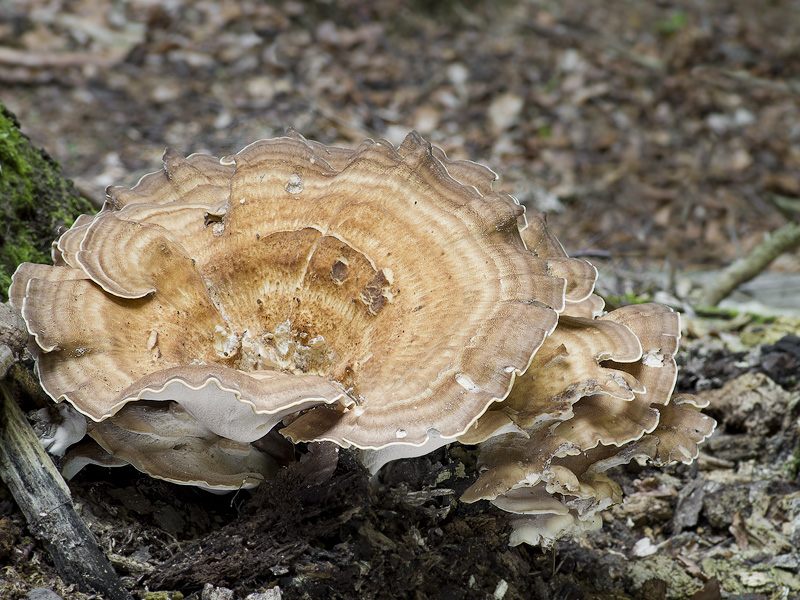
[0,46,122,68]
[699,221,800,307]
[0,380,133,600]
[693,65,800,97]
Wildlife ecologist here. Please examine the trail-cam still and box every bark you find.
[0,381,133,600]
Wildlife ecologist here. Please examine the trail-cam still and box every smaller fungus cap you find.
[29,403,87,457]
[459,217,716,547]
[84,402,277,490]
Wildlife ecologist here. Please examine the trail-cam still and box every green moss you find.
[786,441,800,480]
[0,102,95,300]
[653,11,689,35]
[600,292,653,311]
[738,316,800,347]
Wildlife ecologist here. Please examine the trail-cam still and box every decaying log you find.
[0,381,133,600]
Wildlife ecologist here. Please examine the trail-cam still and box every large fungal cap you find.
[11,131,593,472]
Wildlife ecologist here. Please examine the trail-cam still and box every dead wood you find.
[699,221,800,307]
[0,381,133,600]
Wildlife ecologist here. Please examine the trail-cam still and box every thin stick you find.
[699,222,800,307]
[0,382,133,600]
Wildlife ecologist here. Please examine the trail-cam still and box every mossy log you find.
[0,101,94,299]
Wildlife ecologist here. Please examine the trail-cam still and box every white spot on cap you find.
[455,373,476,391]
[285,173,303,194]
[146,330,158,350]
[395,429,407,439]
[642,350,665,368]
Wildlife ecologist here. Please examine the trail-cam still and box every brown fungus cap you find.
[496,314,645,429]
[489,394,715,548]
[459,213,716,547]
[10,131,590,473]
[10,130,714,524]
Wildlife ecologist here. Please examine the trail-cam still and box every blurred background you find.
[1,0,799,306]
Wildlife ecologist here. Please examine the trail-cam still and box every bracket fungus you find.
[10,130,715,544]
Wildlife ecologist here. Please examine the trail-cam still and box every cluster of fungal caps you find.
[11,131,715,546]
